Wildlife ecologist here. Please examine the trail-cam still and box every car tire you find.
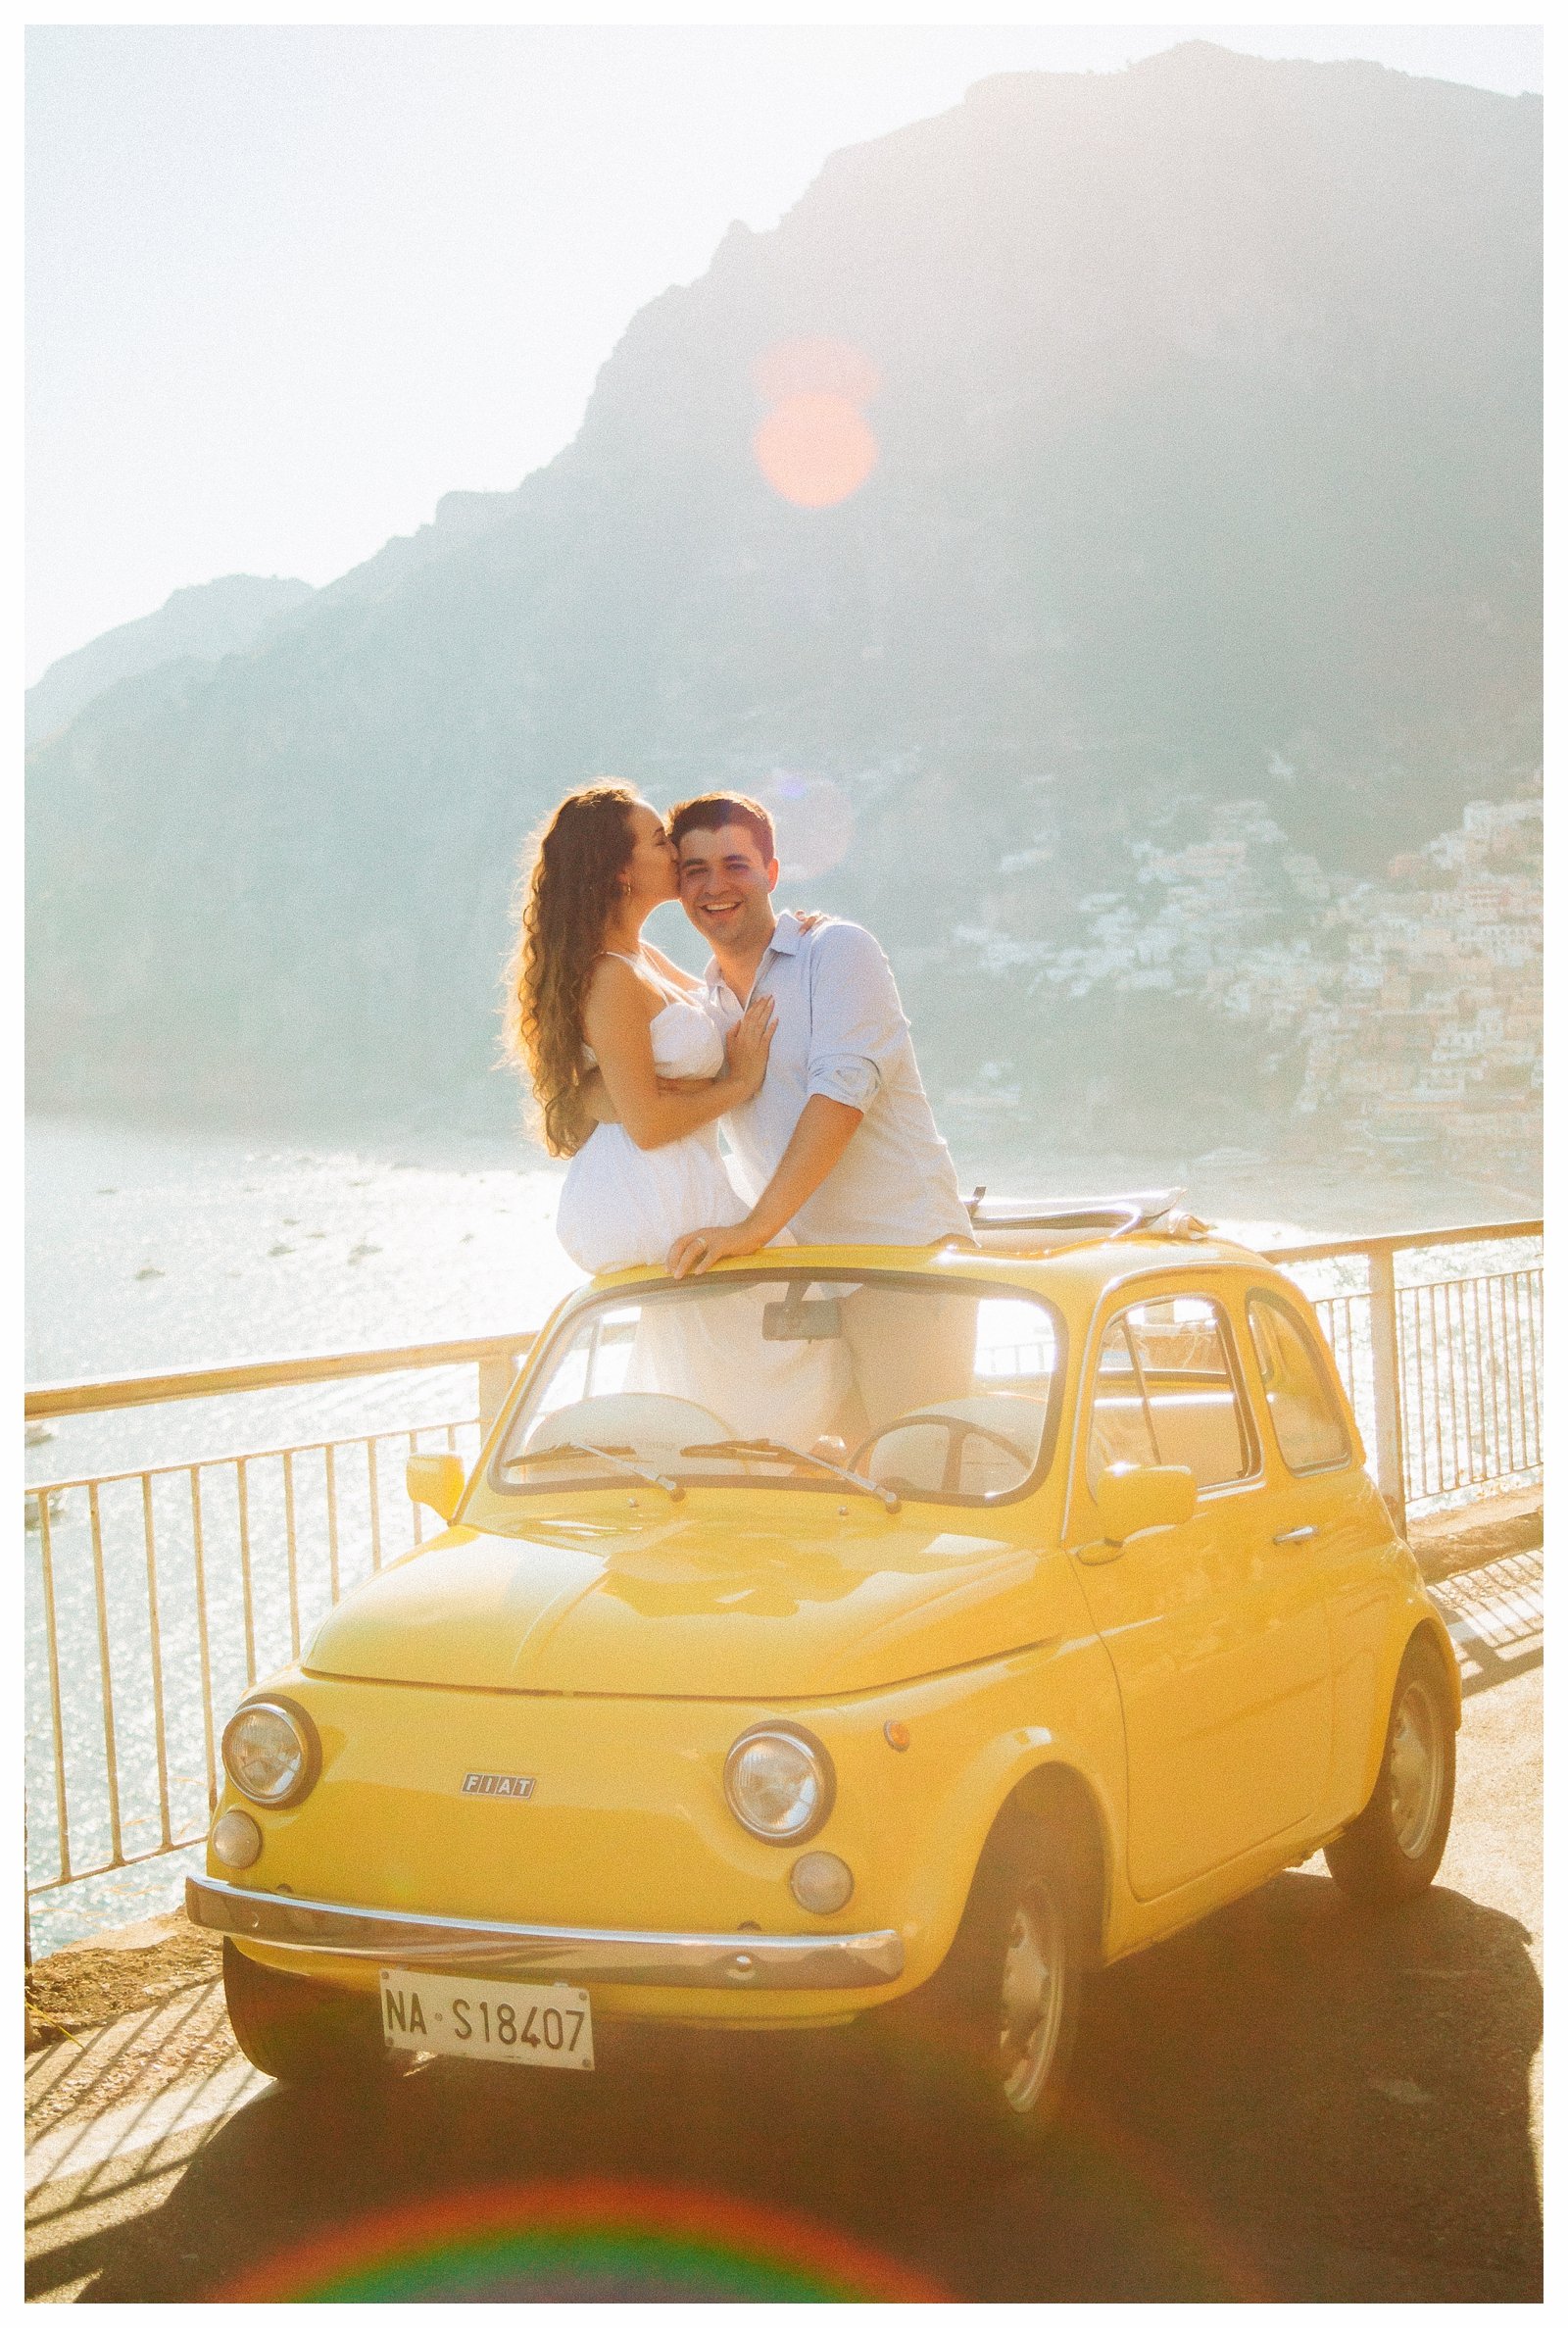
[880,1799,1094,2150]
[222,1938,389,2088]
[1326,1634,1456,1908]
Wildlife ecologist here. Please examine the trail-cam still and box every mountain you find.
[26,573,316,746]
[26,43,1541,1155]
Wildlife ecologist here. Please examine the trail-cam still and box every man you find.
[662,791,976,1438]
[662,791,973,1271]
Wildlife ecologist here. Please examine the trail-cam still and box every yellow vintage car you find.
[188,1193,1460,2144]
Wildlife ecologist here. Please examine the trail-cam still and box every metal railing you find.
[24,1332,535,1952]
[1396,1270,1543,1506]
[24,1220,1542,1944]
[1267,1219,1542,1534]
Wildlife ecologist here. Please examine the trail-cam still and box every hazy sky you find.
[26,20,1544,682]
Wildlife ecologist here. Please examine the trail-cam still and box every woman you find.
[504,784,846,1443]
[505,783,773,1274]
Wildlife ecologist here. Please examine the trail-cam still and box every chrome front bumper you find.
[186,1875,905,1990]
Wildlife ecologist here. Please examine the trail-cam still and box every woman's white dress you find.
[555,981,747,1276]
[553,967,846,1445]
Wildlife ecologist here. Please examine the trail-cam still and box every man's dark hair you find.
[667,791,776,863]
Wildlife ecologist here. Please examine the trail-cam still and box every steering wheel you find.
[852,1412,1036,1498]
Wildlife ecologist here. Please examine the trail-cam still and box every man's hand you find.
[667,1220,767,1279]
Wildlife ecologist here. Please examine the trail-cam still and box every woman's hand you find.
[667,1219,767,1280]
[723,992,775,1098]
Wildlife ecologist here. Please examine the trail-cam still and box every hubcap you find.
[1388,1677,1444,1859]
[997,1884,1066,2113]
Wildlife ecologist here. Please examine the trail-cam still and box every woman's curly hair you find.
[502,783,642,1157]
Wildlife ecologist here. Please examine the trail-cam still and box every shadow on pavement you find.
[1461,1639,1542,1696]
[33,1871,1541,2303]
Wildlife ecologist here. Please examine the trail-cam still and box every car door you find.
[1241,1284,1394,1823]
[1066,1278,1334,1900]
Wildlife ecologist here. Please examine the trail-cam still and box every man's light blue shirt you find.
[703,913,974,1247]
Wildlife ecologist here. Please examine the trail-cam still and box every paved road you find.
[26,1565,1542,2303]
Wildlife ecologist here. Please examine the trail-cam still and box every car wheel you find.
[881,1801,1093,2149]
[222,1939,389,2088]
[1326,1635,1456,1908]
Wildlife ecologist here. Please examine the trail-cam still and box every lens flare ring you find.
[216,2175,949,2303]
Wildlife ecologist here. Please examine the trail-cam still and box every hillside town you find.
[955,786,1542,1172]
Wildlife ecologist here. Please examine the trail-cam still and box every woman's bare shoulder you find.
[583,952,658,1025]
[584,949,646,992]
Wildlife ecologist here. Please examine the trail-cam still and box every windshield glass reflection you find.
[492,1275,1063,1507]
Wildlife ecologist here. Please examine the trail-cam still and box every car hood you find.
[303,1505,1050,1698]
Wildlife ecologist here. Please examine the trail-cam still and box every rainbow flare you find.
[218,2177,949,2303]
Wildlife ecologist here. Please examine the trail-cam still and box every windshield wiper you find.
[504,1442,685,1502]
[680,1438,901,1514]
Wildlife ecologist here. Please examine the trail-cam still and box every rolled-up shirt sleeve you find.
[805,925,907,1114]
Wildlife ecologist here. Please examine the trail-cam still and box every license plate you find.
[379,1968,594,2070]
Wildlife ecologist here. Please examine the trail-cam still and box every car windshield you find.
[493,1273,1064,1507]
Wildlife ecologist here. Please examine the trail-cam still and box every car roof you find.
[582,1231,1299,1314]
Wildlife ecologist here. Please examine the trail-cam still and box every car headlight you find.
[723,1724,835,1844]
[220,1697,319,1809]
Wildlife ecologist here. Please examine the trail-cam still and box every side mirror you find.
[406,1453,466,1527]
[1096,1462,1197,1547]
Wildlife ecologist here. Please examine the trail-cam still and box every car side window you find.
[1089,1295,1253,1496]
[1086,1317,1160,1490]
[1246,1292,1352,1473]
